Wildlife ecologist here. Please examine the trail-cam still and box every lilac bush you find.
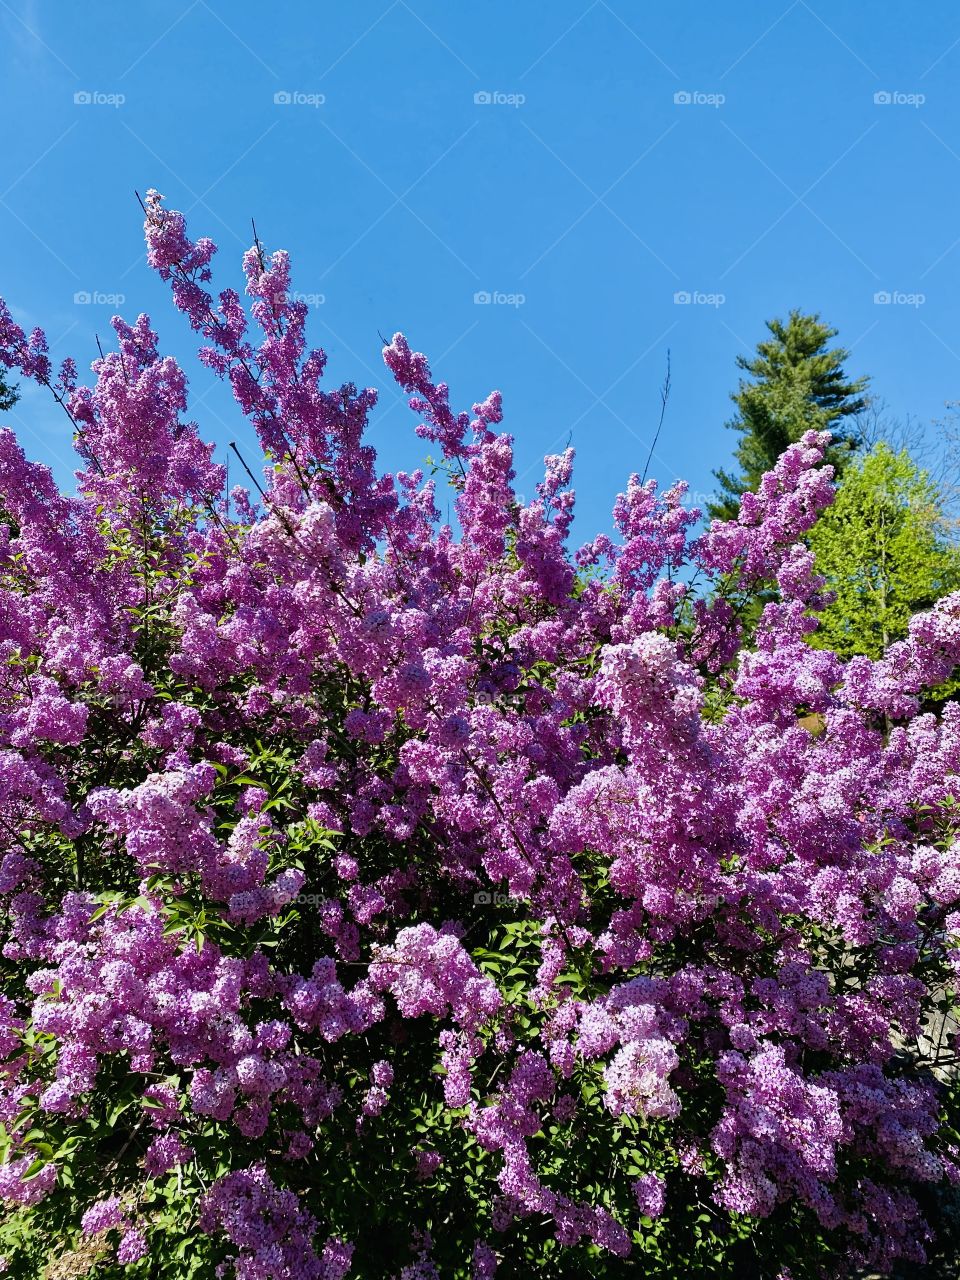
[0,191,958,1277]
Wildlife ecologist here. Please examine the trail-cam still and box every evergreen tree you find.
[709,311,868,521]
[0,369,18,413]
[808,441,960,661]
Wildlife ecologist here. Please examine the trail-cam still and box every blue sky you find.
[2,1,959,536]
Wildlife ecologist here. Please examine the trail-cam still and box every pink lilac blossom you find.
[117,1228,149,1264]
[632,1172,667,1219]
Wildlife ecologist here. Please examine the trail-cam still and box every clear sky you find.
[2,1,959,536]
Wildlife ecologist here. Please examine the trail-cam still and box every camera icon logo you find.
[73,291,91,304]
[474,91,492,105]
[274,91,292,105]
[74,91,92,105]
[873,91,892,105]
[473,891,492,905]
[673,290,691,304]
[673,90,692,105]
[473,290,492,304]
[873,290,891,304]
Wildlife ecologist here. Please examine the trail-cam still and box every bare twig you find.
[641,350,671,484]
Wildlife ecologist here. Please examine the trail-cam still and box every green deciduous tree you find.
[710,311,868,521]
[808,442,960,663]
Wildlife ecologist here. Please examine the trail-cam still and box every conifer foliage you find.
[710,311,868,521]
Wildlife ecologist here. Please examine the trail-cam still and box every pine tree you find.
[808,442,960,663]
[0,369,18,413]
[709,311,868,521]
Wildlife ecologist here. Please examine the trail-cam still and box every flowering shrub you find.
[0,192,958,1278]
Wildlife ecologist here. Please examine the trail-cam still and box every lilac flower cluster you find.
[199,1165,353,1279]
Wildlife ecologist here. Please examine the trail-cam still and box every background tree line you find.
[708,310,960,692]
